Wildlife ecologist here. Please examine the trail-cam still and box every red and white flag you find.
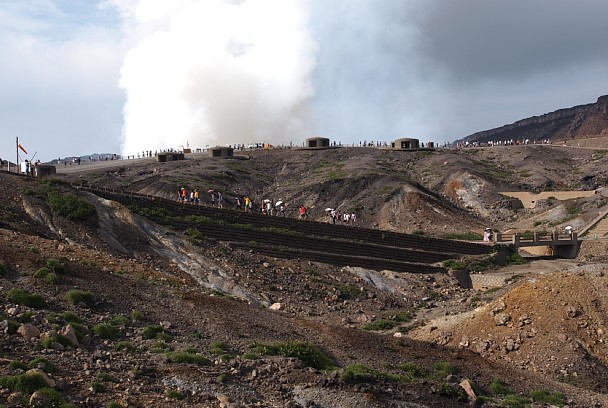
[18,143,28,154]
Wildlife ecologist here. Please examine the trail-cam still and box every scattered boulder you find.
[17,323,40,341]
[459,379,477,401]
[494,313,511,326]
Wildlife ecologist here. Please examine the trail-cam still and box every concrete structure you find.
[33,165,56,178]
[495,231,581,258]
[156,152,184,163]
[209,146,234,158]
[392,138,420,149]
[306,137,330,148]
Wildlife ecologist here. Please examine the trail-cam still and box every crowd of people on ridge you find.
[175,186,357,225]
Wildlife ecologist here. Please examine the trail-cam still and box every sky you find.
[1,0,608,162]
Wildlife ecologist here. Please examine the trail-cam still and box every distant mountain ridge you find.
[460,95,608,144]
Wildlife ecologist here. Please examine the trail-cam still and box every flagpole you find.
[16,136,19,174]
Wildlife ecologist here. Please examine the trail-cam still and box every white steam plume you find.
[116,0,317,156]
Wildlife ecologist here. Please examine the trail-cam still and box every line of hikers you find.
[177,186,356,224]
[178,187,223,208]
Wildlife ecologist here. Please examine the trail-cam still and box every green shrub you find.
[108,315,130,327]
[131,310,144,321]
[399,362,427,378]
[165,351,210,367]
[210,341,228,355]
[97,372,116,382]
[7,288,46,308]
[435,381,469,401]
[61,311,81,323]
[38,337,56,350]
[442,232,484,241]
[341,364,409,384]
[363,320,397,331]
[34,267,60,284]
[107,402,123,408]
[156,332,173,342]
[8,360,28,371]
[432,361,457,378]
[500,394,531,408]
[342,364,381,383]
[335,284,361,300]
[115,341,136,352]
[489,378,513,395]
[142,325,165,339]
[34,267,51,279]
[390,310,414,323]
[29,357,57,374]
[166,389,186,400]
[29,246,40,254]
[5,319,20,334]
[47,190,96,221]
[0,260,7,275]
[506,253,527,265]
[93,324,121,340]
[253,341,336,370]
[530,389,564,406]
[28,387,65,406]
[64,289,95,306]
[0,372,48,394]
[46,258,66,274]
[90,381,106,393]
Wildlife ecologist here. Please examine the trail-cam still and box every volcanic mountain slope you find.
[459,95,608,145]
[1,170,608,407]
[3,141,608,406]
[57,143,608,238]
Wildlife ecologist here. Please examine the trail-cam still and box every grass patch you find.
[166,389,186,400]
[0,372,49,394]
[432,361,457,378]
[342,364,410,384]
[165,351,210,366]
[90,381,106,393]
[363,319,397,331]
[93,324,121,340]
[442,232,483,241]
[29,357,57,374]
[47,189,97,221]
[253,341,336,371]
[7,288,46,308]
[33,267,60,284]
[500,394,531,407]
[108,315,130,327]
[399,362,427,378]
[142,325,169,340]
[115,341,136,352]
[131,310,144,321]
[0,260,7,275]
[489,378,513,395]
[335,284,361,300]
[64,289,96,307]
[530,389,564,406]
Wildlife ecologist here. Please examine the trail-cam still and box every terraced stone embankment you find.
[84,187,494,274]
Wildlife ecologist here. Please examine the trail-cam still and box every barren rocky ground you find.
[2,140,608,407]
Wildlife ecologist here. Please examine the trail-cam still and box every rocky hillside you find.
[460,95,608,144]
[2,140,608,407]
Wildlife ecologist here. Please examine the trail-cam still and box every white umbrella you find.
[275,200,284,207]
[263,199,271,203]
[325,208,334,212]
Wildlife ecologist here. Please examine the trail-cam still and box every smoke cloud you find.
[116,0,317,156]
[113,0,608,155]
